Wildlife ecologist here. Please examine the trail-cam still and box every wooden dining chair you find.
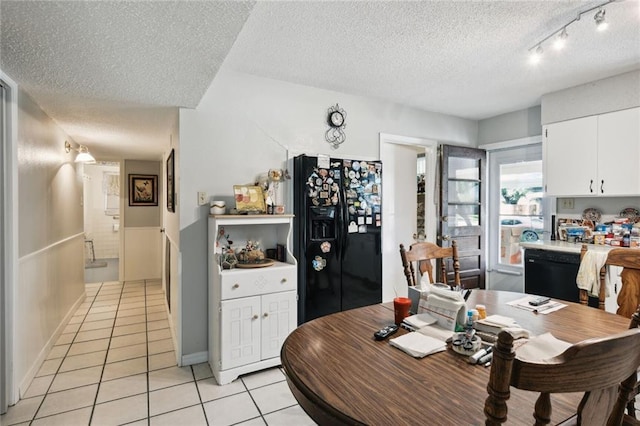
[484,328,640,426]
[626,305,640,418]
[399,240,461,288]
[579,244,607,310]
[579,244,640,317]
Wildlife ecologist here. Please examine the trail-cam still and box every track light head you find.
[530,45,543,64]
[594,8,608,31]
[554,27,569,50]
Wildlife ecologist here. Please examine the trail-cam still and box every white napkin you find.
[389,332,446,358]
[516,332,571,362]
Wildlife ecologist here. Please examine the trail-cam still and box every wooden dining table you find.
[280,290,632,425]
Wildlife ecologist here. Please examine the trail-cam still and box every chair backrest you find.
[484,327,640,425]
[580,244,640,317]
[399,240,461,288]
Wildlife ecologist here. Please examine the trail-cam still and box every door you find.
[379,134,438,302]
[0,79,7,414]
[293,155,342,323]
[597,108,640,196]
[220,296,261,370]
[439,145,486,289]
[261,291,297,359]
[544,116,597,196]
[340,159,382,311]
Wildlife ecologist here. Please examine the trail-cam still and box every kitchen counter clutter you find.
[520,240,619,253]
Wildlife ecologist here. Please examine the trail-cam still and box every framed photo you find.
[128,174,158,206]
[233,185,266,213]
[167,149,175,212]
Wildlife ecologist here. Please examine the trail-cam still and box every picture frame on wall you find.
[128,174,158,206]
[167,149,175,212]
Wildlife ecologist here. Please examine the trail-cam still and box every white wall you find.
[541,70,640,125]
[478,106,542,145]
[178,68,477,359]
[15,89,85,397]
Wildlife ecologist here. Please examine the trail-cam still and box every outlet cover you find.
[197,191,207,206]
[561,198,574,209]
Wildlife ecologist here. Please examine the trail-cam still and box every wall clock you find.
[325,103,346,149]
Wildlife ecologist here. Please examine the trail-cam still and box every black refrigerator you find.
[293,154,382,324]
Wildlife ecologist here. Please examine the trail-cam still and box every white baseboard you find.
[18,291,86,398]
[182,351,208,366]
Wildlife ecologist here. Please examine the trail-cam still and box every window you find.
[488,143,545,269]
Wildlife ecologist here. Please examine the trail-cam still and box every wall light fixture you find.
[64,140,96,164]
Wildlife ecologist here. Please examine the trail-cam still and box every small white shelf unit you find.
[208,214,298,385]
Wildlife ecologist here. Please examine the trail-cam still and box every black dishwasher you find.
[524,249,583,303]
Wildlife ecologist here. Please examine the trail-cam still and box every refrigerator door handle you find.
[340,182,349,260]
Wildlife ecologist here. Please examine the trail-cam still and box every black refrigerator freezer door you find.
[303,239,341,321]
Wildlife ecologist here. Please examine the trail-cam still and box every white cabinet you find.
[597,108,640,196]
[208,215,298,385]
[544,107,640,197]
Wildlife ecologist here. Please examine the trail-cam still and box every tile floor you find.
[1,280,316,426]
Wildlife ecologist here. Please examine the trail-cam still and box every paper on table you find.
[477,315,518,328]
[403,313,438,329]
[417,325,455,342]
[507,295,567,314]
[389,332,446,358]
[516,332,571,362]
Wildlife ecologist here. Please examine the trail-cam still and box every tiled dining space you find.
[1,280,316,426]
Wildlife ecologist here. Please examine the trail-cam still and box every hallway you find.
[1,280,315,425]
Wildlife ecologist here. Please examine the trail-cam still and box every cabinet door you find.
[597,108,640,196]
[261,291,297,360]
[220,297,261,370]
[544,116,598,196]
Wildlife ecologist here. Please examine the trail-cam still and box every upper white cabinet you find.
[544,107,640,197]
[597,108,640,196]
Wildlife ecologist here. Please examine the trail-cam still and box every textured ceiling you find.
[1,1,639,160]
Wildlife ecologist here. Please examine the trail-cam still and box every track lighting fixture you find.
[528,0,616,63]
[65,140,96,164]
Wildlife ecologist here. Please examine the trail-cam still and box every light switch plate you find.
[197,191,207,206]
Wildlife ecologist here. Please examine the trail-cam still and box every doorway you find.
[1,75,17,411]
[83,162,121,283]
[380,133,437,302]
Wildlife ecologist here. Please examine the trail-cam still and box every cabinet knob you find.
[263,312,269,318]
[281,278,287,284]
[232,283,240,289]
[252,314,258,320]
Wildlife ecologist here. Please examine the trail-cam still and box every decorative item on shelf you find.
[325,103,346,149]
[620,207,640,223]
[210,200,226,215]
[582,207,601,223]
[216,227,237,269]
[237,240,274,268]
[258,168,290,215]
[233,185,266,214]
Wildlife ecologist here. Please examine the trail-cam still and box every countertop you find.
[520,240,630,254]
